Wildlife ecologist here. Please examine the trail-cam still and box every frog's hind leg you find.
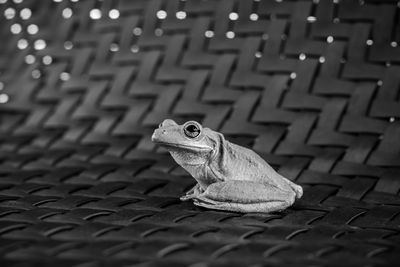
[193,198,290,213]
[192,180,296,213]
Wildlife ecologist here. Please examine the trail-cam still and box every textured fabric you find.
[0,0,400,266]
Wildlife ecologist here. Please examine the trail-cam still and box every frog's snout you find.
[151,131,156,142]
[151,128,162,142]
[152,126,169,143]
[152,119,177,142]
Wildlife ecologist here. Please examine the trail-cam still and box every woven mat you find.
[1,0,400,266]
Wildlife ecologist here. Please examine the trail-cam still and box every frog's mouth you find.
[154,141,213,152]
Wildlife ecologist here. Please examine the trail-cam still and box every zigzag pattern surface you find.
[0,0,400,266]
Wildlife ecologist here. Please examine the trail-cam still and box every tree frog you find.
[151,119,303,213]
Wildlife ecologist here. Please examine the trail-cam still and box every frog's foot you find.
[191,180,296,213]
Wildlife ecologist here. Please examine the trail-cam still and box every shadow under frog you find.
[152,119,303,213]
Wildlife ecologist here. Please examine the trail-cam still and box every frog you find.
[151,119,303,213]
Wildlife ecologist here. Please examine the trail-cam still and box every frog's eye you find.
[183,121,201,138]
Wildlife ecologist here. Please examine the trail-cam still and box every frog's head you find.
[151,119,219,165]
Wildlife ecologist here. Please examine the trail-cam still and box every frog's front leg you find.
[191,180,296,213]
[180,183,203,201]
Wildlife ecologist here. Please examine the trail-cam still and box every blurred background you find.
[0,0,400,266]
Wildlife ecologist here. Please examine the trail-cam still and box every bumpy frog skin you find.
[151,119,303,213]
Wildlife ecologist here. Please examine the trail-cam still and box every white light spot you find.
[229,12,238,21]
[17,39,28,49]
[255,52,262,58]
[389,117,395,122]
[64,41,73,50]
[313,0,320,3]
[130,45,139,53]
[4,8,16,19]
[154,28,163,36]
[60,72,70,81]
[20,8,31,20]
[0,82,4,90]
[333,0,340,3]
[290,72,297,79]
[0,0,8,3]
[366,39,373,46]
[299,53,306,60]
[205,30,214,38]
[327,36,334,43]
[109,9,119,19]
[27,24,39,34]
[34,39,46,50]
[0,94,9,104]
[90,9,101,20]
[10,23,22,34]
[319,56,325,63]
[176,11,186,19]
[156,10,167,19]
[32,69,41,79]
[131,45,139,53]
[386,62,391,67]
[53,0,62,2]
[62,8,73,18]
[133,27,142,36]
[377,80,383,86]
[391,41,398,47]
[250,13,258,21]
[42,55,52,65]
[307,16,316,23]
[13,0,23,3]
[110,43,119,52]
[226,31,235,39]
[25,54,35,64]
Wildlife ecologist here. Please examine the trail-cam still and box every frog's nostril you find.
[158,122,163,128]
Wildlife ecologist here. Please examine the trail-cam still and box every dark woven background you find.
[1,0,400,266]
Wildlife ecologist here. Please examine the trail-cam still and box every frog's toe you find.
[180,194,195,201]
